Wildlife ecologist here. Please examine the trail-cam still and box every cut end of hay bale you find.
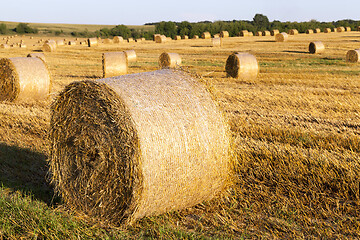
[87,38,98,47]
[49,69,230,225]
[113,36,124,43]
[262,31,271,36]
[102,52,128,78]
[309,41,325,54]
[212,37,222,47]
[346,49,360,63]
[27,52,46,62]
[155,35,167,43]
[239,30,249,37]
[0,57,51,101]
[42,41,57,52]
[124,50,137,63]
[271,29,279,36]
[220,31,229,38]
[201,32,211,39]
[159,52,182,68]
[306,29,314,34]
[275,32,288,42]
[324,28,332,33]
[288,29,299,35]
[225,52,259,79]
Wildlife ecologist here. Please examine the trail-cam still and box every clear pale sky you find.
[1,0,359,25]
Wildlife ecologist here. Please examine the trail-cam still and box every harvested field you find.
[0,30,360,239]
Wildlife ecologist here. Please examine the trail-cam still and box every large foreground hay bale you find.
[346,49,360,63]
[288,29,299,35]
[87,38,98,47]
[306,29,314,34]
[309,41,325,54]
[102,52,128,78]
[49,69,230,225]
[42,41,57,52]
[113,36,124,43]
[324,28,332,33]
[201,32,211,39]
[262,31,271,36]
[271,29,279,36]
[27,52,46,62]
[225,52,259,79]
[220,31,229,38]
[212,37,222,47]
[123,50,137,63]
[159,52,181,68]
[155,35,167,43]
[0,57,51,101]
[275,32,288,42]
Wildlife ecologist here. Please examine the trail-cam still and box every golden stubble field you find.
[0,31,360,238]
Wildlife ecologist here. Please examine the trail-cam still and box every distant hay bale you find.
[175,35,181,40]
[123,50,137,63]
[262,31,271,36]
[68,41,76,46]
[255,31,262,36]
[159,52,181,68]
[0,57,51,101]
[166,37,172,41]
[113,36,124,43]
[212,37,222,47]
[19,44,27,48]
[239,30,249,37]
[288,29,299,35]
[87,38,98,47]
[345,27,351,32]
[314,28,321,33]
[155,35,167,43]
[127,38,134,43]
[358,26,360,31]
[0,44,9,49]
[271,29,279,36]
[153,34,161,41]
[104,38,113,44]
[220,31,229,38]
[192,35,199,39]
[213,34,220,38]
[182,35,189,39]
[27,52,46,62]
[324,28,332,33]
[135,38,142,42]
[49,69,230,225]
[201,32,211,39]
[309,41,325,54]
[56,40,64,46]
[248,32,254,36]
[42,41,57,52]
[45,39,56,44]
[275,32,288,42]
[306,29,314,34]
[141,37,145,41]
[102,52,128,78]
[225,52,259,79]
[336,27,345,32]
[346,49,360,63]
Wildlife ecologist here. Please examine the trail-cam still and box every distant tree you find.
[155,21,177,38]
[14,23,38,34]
[0,23,7,34]
[253,14,269,30]
[109,25,131,38]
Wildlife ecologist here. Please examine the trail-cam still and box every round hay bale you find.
[0,44,9,49]
[166,37,172,41]
[123,50,137,63]
[45,39,56,44]
[239,30,249,37]
[182,35,189,39]
[155,35,166,43]
[248,32,254,37]
[336,27,345,32]
[135,38,142,43]
[127,38,134,43]
[113,36,124,43]
[225,52,259,79]
[346,49,360,63]
[102,52,128,78]
[345,27,351,32]
[255,31,262,36]
[306,29,314,34]
[87,38,98,47]
[153,34,161,41]
[220,31,229,38]
[0,57,51,101]
[288,29,299,35]
[271,29,279,36]
[159,52,181,68]
[141,37,145,41]
[213,34,220,38]
[68,41,76,46]
[275,32,288,42]
[27,52,46,62]
[212,37,222,47]
[192,35,199,39]
[49,69,230,225]
[309,41,325,54]
[42,41,57,52]
[262,31,271,36]
[103,38,113,44]
[358,26,360,31]
[175,35,181,40]
[314,28,321,33]
[56,40,64,46]
[19,44,27,48]
[201,32,211,39]
[324,28,332,33]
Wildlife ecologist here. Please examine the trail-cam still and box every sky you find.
[1,0,359,25]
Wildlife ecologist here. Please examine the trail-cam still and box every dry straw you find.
[42,41,57,52]
[104,38,113,44]
[192,35,199,39]
[113,36,124,43]
[220,31,229,38]
[262,31,271,36]
[309,41,325,54]
[288,29,299,35]
[123,50,137,63]
[213,34,220,38]
[248,32,254,36]
[135,39,142,43]
[155,35,167,43]
[127,38,134,43]
[87,38,98,47]
[358,26,360,31]
[49,69,230,225]
[182,35,189,39]
[0,57,51,101]
[271,29,279,36]
[0,44,9,49]
[255,31,262,36]
[56,40,64,46]
[324,28,332,33]
[225,52,259,79]
[336,27,345,32]
[306,29,314,34]
[201,32,211,39]
[212,37,222,47]
[346,49,360,63]
[275,32,288,42]
[345,27,351,32]
[102,52,128,78]
[159,52,181,68]
[314,28,321,33]
[68,41,76,46]
[175,35,181,40]
[239,30,249,37]
[27,52,46,62]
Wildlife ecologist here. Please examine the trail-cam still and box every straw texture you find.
[239,30,249,37]
[182,35,189,39]
[324,28,332,33]
[0,44,9,49]
[346,49,360,63]
[212,37,222,47]
[314,28,321,33]
[113,36,124,43]
[175,35,181,40]
[155,35,166,43]
[104,39,113,44]
[0,57,51,101]
[336,27,345,32]
[88,38,98,47]
[27,52,46,62]
[275,32,288,42]
[201,32,211,39]
[345,27,351,32]
[102,52,128,78]
[309,41,325,54]
[288,29,299,35]
[49,69,230,225]
[220,31,229,38]
[56,40,64,46]
[306,29,314,34]
[159,52,181,68]
[262,31,271,36]
[255,31,262,36]
[271,29,279,36]
[42,41,57,52]
[193,35,199,39]
[124,50,137,63]
[127,38,134,43]
[225,52,259,79]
